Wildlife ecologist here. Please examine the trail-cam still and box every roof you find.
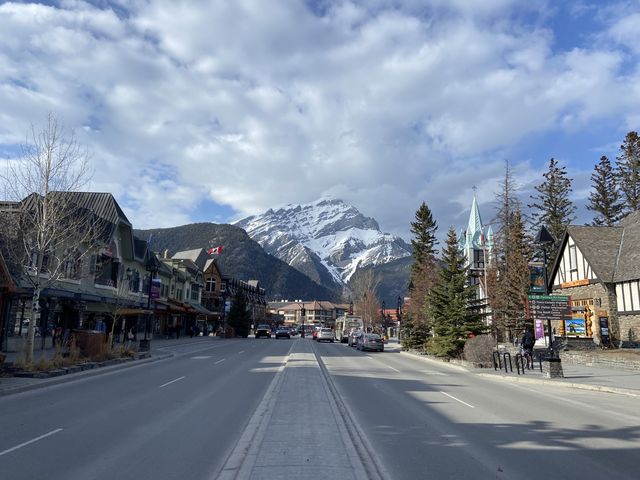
[173,248,208,270]
[555,211,640,284]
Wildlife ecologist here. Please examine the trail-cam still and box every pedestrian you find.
[521,328,535,368]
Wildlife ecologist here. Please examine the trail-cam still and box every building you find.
[549,211,640,347]
[459,195,494,314]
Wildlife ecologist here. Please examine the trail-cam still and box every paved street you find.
[1,337,640,480]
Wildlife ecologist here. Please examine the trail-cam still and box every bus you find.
[334,315,363,343]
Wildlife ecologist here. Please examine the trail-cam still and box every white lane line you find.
[440,391,475,408]
[0,428,63,457]
[159,376,185,388]
[238,350,245,354]
[387,365,401,373]
[191,356,211,359]
[215,359,226,364]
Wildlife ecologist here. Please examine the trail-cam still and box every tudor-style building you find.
[549,211,640,347]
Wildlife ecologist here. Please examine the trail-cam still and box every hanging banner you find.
[528,262,546,294]
[151,278,161,299]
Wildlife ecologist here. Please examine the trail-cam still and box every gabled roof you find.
[552,211,640,284]
[173,248,208,270]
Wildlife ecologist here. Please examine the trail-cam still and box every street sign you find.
[528,295,572,321]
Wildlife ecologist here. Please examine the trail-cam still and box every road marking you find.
[0,428,63,457]
[215,359,226,364]
[387,365,401,373]
[159,376,185,388]
[191,356,211,359]
[238,350,245,354]
[440,391,475,408]
[421,370,445,376]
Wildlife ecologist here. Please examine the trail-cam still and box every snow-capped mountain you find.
[234,198,412,290]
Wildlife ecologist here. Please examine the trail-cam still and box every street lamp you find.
[397,296,403,340]
[142,255,158,350]
[381,300,386,336]
[300,303,306,337]
[534,225,555,354]
[221,289,228,338]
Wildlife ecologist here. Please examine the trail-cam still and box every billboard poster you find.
[529,263,546,294]
[565,317,585,336]
[151,278,161,299]
[535,318,544,339]
[599,316,610,344]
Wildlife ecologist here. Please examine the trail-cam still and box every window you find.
[206,278,216,292]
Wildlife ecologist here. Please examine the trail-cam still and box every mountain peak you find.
[234,198,411,288]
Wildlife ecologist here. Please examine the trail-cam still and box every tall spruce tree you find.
[528,157,576,251]
[402,202,439,350]
[616,131,640,217]
[409,202,438,281]
[425,227,484,358]
[227,290,251,337]
[587,155,623,226]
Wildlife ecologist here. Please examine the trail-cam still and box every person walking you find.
[521,328,535,368]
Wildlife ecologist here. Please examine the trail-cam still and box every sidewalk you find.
[0,335,211,397]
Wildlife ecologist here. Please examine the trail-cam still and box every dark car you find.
[356,333,384,352]
[255,324,272,338]
[275,328,291,339]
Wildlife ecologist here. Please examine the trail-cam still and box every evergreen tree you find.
[616,131,640,217]
[227,290,251,337]
[492,210,532,339]
[425,227,484,358]
[587,155,623,226]
[528,157,576,251]
[402,202,439,351]
[410,202,438,282]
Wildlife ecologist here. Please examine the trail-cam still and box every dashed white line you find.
[238,350,245,354]
[0,428,63,457]
[440,391,475,408]
[159,376,185,388]
[387,365,401,373]
[215,359,226,364]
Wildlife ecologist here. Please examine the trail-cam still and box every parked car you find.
[317,328,335,343]
[255,324,272,338]
[356,333,384,352]
[275,328,291,339]
[348,330,362,347]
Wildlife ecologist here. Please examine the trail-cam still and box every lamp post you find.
[300,303,306,337]
[142,256,158,351]
[381,300,386,337]
[397,296,403,341]
[534,225,555,355]
[221,289,228,338]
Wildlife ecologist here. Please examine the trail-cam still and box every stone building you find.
[549,211,640,347]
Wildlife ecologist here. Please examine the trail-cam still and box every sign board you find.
[534,318,545,339]
[150,278,161,300]
[599,316,610,344]
[565,317,585,336]
[528,263,547,294]
[528,295,572,321]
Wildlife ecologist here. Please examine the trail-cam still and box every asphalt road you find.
[315,340,640,480]
[3,337,639,480]
[0,338,294,480]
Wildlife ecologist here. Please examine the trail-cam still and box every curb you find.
[475,372,640,398]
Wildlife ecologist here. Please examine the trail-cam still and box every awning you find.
[187,302,213,315]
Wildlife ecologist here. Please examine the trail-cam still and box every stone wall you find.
[560,351,640,372]
[618,313,640,347]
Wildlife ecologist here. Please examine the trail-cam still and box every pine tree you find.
[403,202,439,350]
[425,227,484,358]
[616,131,640,217]
[227,290,251,337]
[409,202,438,282]
[587,155,623,226]
[528,157,576,251]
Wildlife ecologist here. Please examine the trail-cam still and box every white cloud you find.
[0,0,639,237]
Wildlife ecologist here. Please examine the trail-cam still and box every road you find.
[316,340,640,480]
[0,338,294,480]
[1,337,639,480]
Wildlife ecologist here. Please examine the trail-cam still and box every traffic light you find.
[301,307,306,317]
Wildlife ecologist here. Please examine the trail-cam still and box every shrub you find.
[463,334,495,365]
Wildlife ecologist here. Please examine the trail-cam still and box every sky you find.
[1,0,639,242]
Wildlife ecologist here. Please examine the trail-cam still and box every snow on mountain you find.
[234,197,411,288]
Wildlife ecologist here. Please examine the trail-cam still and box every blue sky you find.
[1,0,639,241]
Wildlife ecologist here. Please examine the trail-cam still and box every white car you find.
[317,328,335,343]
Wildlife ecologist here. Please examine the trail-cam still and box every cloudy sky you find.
[1,0,639,241]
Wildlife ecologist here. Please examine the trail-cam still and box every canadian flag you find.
[207,245,223,255]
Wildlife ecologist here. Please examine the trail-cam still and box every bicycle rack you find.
[492,351,502,371]
[502,352,513,373]
[514,353,525,375]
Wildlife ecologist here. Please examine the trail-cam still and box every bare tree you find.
[0,113,98,363]
[349,268,381,331]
